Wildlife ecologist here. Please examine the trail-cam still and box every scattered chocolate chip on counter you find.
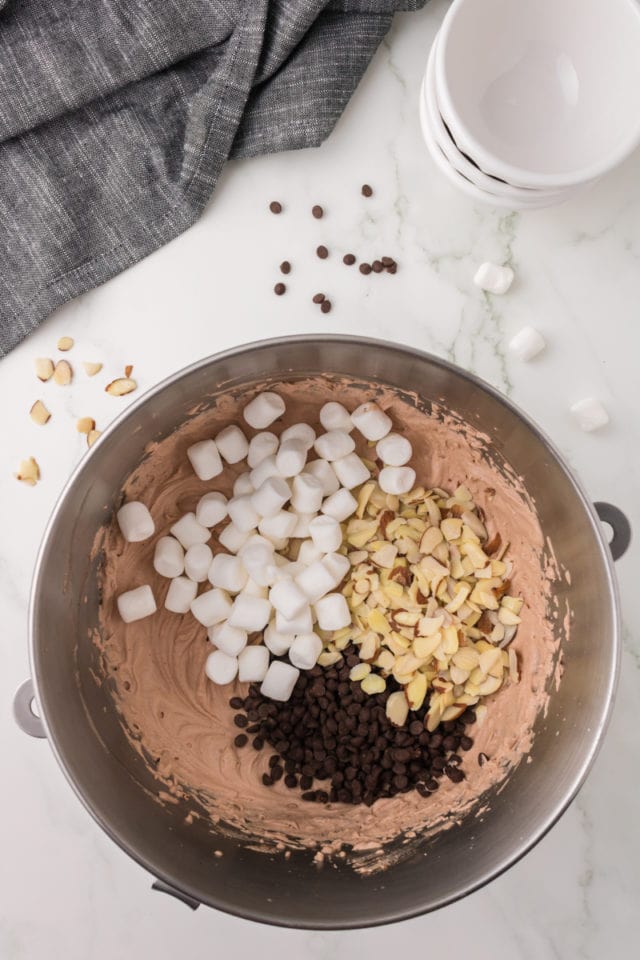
[372,260,383,273]
[316,245,329,259]
[274,282,286,296]
[320,300,332,313]
[359,262,372,275]
[312,293,325,304]
[312,204,324,219]
[343,253,356,266]
[361,184,373,197]
[279,260,291,275]
[269,200,283,214]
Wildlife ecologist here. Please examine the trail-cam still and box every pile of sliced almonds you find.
[314,480,522,729]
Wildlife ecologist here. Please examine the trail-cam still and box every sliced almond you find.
[35,358,54,382]
[57,336,74,352]
[76,417,96,435]
[386,690,409,727]
[87,429,102,448]
[16,456,40,486]
[82,361,103,377]
[53,360,72,386]
[29,400,51,425]
[361,673,386,695]
[349,662,371,682]
[406,673,427,710]
[105,377,136,397]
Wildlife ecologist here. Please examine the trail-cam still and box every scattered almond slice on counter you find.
[105,377,137,396]
[30,400,51,425]
[76,417,96,434]
[16,456,40,486]
[124,364,134,378]
[82,361,103,377]
[57,336,74,351]
[35,358,54,382]
[53,359,72,385]
[87,429,102,448]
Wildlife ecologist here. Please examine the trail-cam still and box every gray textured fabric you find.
[0,0,424,357]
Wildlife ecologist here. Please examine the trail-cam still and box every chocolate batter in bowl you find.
[18,337,624,927]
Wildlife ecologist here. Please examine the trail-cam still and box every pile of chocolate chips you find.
[231,646,475,806]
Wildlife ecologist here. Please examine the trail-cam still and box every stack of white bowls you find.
[420,0,640,209]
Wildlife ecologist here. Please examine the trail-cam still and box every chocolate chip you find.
[274,282,286,296]
[372,260,383,273]
[268,754,279,768]
[252,737,264,750]
[284,773,298,788]
[359,263,372,275]
[381,256,394,267]
[361,184,373,197]
[445,765,465,783]
[280,260,291,274]
[271,764,284,782]
[229,697,244,709]
[269,201,282,214]
[343,253,356,265]
[262,773,274,786]
[234,734,248,748]
[316,245,329,259]
[320,300,332,314]
[478,752,488,767]
[312,293,325,304]
[312,205,323,219]
[460,735,474,751]
[234,714,248,728]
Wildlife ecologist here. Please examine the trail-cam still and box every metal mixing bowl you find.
[14,336,629,927]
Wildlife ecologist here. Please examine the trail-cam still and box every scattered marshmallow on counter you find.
[117,501,154,543]
[474,261,514,295]
[153,536,184,579]
[187,439,223,481]
[351,401,392,441]
[376,433,412,467]
[243,391,285,429]
[379,465,416,495]
[117,584,156,623]
[260,660,300,702]
[570,397,609,432]
[509,326,546,361]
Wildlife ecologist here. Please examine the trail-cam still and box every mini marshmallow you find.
[260,660,300,702]
[351,402,392,442]
[165,576,198,613]
[238,644,270,682]
[273,559,304,582]
[249,454,280,490]
[153,536,184,579]
[269,578,308,620]
[191,587,232,627]
[215,424,248,464]
[322,552,350,588]
[376,433,412,467]
[233,473,255,497]
[117,584,156,623]
[570,397,609,432]
[228,594,272,632]
[187,439,223,481]
[379,465,416,495]
[276,439,307,478]
[208,553,248,593]
[332,453,370,490]
[227,495,260,533]
[251,476,290,518]
[291,512,315,538]
[305,459,340,496]
[315,593,351,631]
[289,632,323,670]
[297,539,325,565]
[184,543,213,583]
[276,605,313,635]
[474,261,514,295]
[239,579,269,599]
[218,522,250,554]
[264,624,295,656]
[170,513,210,549]
[309,515,342,553]
[117,501,155,543]
[247,432,279,469]
[208,622,247,657]
[259,510,298,542]
[321,487,357,522]
[295,559,336,603]
[280,422,316,449]
[291,473,324,514]
[240,540,278,586]
[320,401,353,433]
[196,492,228,528]
[205,650,238,685]
[243,391,286,429]
[313,430,355,462]
[509,325,546,361]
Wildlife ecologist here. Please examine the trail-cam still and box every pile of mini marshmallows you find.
[115,393,416,703]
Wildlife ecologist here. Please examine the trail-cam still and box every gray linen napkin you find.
[0,0,425,357]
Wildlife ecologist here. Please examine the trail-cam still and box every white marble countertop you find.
[2,2,639,956]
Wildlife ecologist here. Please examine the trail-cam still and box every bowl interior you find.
[439,0,640,179]
[30,339,618,927]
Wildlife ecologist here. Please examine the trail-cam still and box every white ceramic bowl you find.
[424,35,573,206]
[436,0,640,188]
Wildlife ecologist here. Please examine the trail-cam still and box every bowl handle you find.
[594,502,631,562]
[13,679,46,739]
[151,879,201,910]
